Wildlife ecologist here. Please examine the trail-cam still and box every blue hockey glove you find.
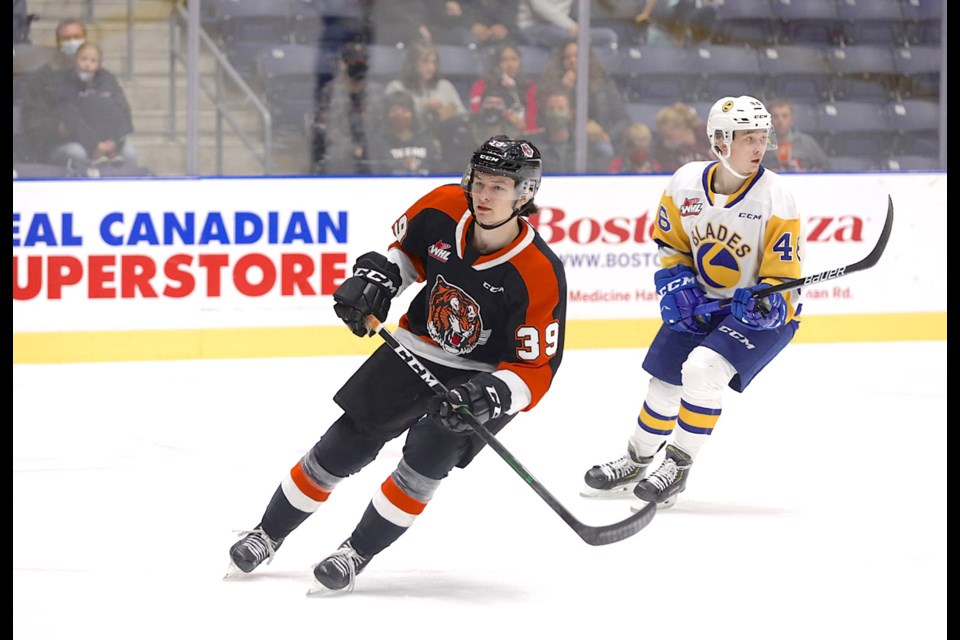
[431,373,512,434]
[333,252,402,337]
[655,265,710,335]
[731,283,787,330]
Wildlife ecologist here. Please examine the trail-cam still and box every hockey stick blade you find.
[366,317,656,546]
[695,194,894,316]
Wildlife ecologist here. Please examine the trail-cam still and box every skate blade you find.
[223,561,245,580]
[305,580,340,597]
[579,483,638,499]
[630,496,677,512]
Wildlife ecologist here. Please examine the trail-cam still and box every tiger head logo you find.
[426,275,483,355]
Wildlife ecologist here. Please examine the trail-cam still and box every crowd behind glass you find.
[11,0,944,177]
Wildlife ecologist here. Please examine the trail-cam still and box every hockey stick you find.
[366,317,656,546]
[694,194,894,317]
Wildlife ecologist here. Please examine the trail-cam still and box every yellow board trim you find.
[12,313,947,365]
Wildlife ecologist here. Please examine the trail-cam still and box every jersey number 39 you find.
[516,321,560,360]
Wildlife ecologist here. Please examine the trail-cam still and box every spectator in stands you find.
[432,83,524,172]
[312,42,387,175]
[539,40,631,158]
[633,0,716,45]
[529,88,613,173]
[517,0,618,49]
[763,97,830,172]
[366,90,442,175]
[424,0,516,47]
[608,122,662,173]
[385,39,467,129]
[651,101,711,173]
[468,41,538,133]
[20,18,87,163]
[51,41,139,169]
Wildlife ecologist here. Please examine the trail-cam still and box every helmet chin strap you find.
[474,207,521,230]
[712,145,751,180]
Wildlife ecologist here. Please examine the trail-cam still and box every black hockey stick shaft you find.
[695,194,894,316]
[366,317,656,546]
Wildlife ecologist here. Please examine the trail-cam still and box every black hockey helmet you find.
[461,135,543,205]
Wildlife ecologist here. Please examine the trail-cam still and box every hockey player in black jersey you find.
[226,136,567,592]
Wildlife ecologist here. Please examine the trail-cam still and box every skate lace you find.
[327,544,366,592]
[647,458,678,492]
[235,528,277,566]
[598,454,641,481]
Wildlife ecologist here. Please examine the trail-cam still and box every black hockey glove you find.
[333,252,402,337]
[432,373,512,434]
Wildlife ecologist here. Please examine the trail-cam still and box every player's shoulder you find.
[674,161,714,181]
[668,161,714,191]
[406,183,468,222]
[754,166,800,216]
[523,219,567,278]
[756,165,794,196]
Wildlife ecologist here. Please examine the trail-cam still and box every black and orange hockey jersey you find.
[385,183,566,414]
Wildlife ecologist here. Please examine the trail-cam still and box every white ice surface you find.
[13,341,947,639]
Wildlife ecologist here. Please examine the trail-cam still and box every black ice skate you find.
[306,539,372,595]
[631,444,692,509]
[225,526,283,577]
[581,442,661,498]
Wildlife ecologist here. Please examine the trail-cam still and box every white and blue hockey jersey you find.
[653,161,803,322]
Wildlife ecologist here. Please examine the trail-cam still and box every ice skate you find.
[224,526,283,578]
[581,442,661,498]
[306,539,371,595]
[631,444,692,510]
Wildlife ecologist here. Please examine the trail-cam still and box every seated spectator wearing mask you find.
[20,18,87,163]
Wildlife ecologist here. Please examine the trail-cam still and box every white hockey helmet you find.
[706,95,776,152]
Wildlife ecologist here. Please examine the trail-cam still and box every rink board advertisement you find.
[12,172,946,362]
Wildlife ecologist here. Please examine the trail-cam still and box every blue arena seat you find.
[757,44,832,103]
[216,0,294,77]
[769,0,842,46]
[690,44,764,101]
[892,45,941,100]
[826,155,877,171]
[287,0,324,46]
[883,155,940,171]
[13,163,77,179]
[710,0,778,47]
[516,45,552,77]
[592,43,623,79]
[902,0,943,45]
[826,45,899,103]
[434,45,483,102]
[887,99,941,157]
[257,44,336,137]
[365,43,405,83]
[836,0,907,46]
[816,100,892,158]
[619,46,699,103]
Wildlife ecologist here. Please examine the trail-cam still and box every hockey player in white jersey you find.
[581,95,803,508]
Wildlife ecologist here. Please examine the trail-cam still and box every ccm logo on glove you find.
[354,267,399,295]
